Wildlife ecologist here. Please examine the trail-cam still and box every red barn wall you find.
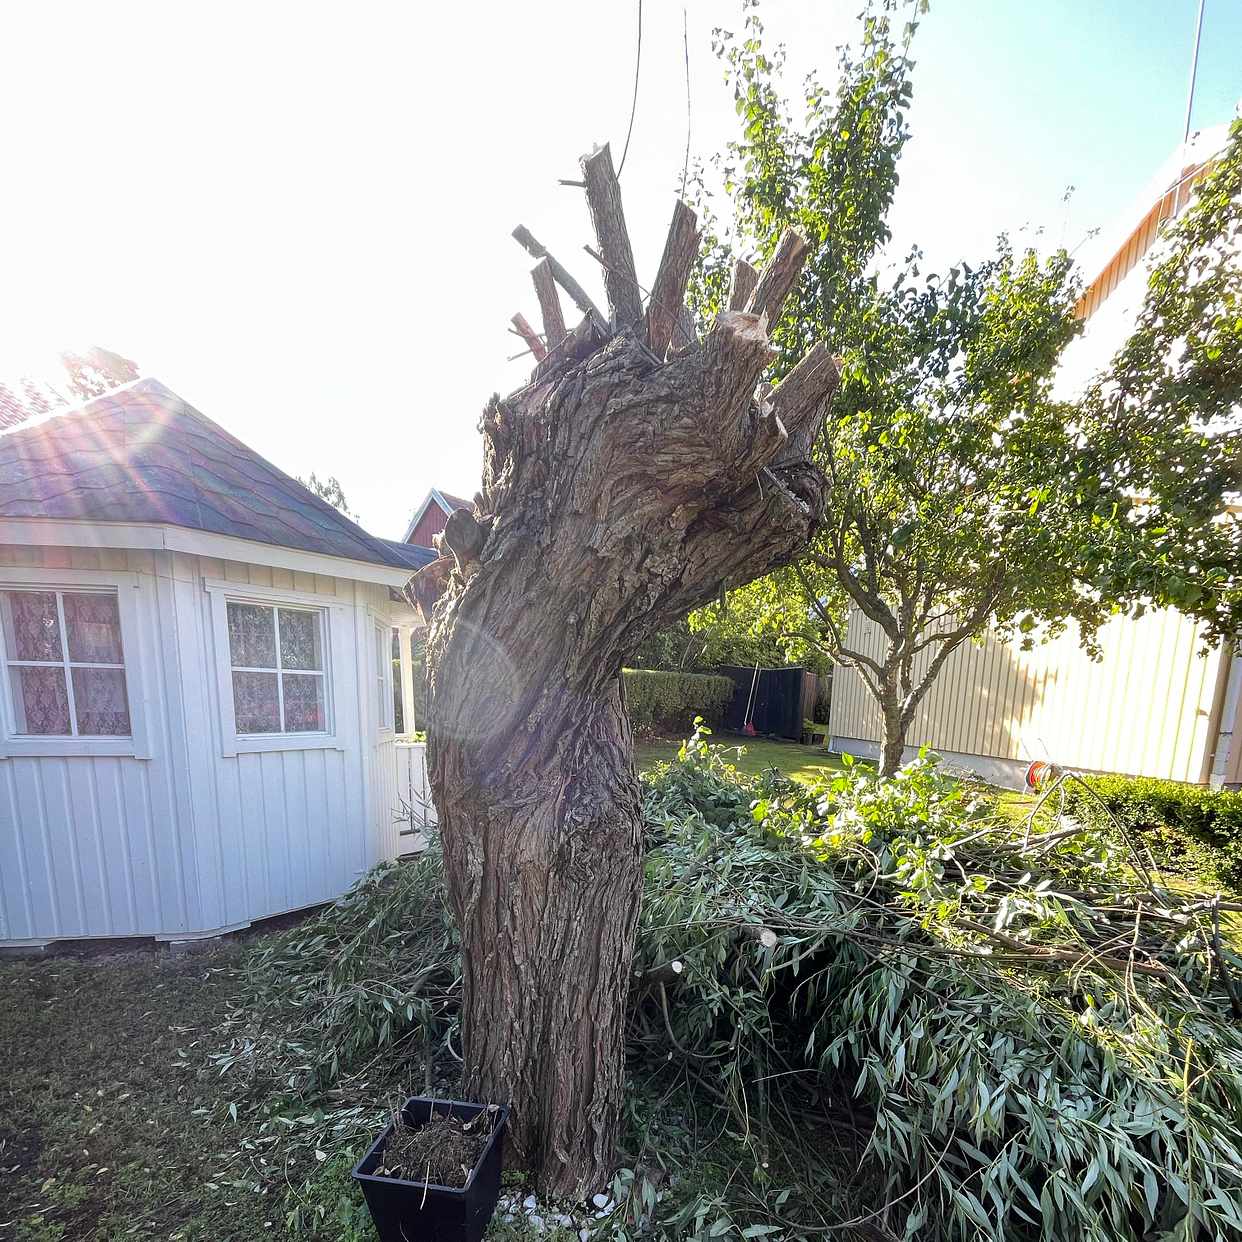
[408,505,449,548]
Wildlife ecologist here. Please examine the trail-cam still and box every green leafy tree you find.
[692,6,1240,776]
[1075,118,1242,644]
[689,567,835,674]
[297,471,359,521]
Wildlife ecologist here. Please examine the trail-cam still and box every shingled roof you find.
[0,376,435,574]
[0,347,140,431]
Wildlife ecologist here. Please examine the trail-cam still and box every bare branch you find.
[645,200,701,359]
[797,565,886,690]
[816,538,899,639]
[727,257,760,311]
[581,143,642,328]
[510,313,547,362]
[531,259,566,355]
[746,229,809,327]
[512,225,608,333]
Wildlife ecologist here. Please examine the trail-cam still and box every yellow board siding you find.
[829,607,1224,782]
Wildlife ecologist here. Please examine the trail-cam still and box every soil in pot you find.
[375,1107,498,1187]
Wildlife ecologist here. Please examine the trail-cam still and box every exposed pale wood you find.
[510,312,547,362]
[746,228,810,327]
[512,225,608,332]
[580,143,642,328]
[408,557,452,625]
[645,200,700,359]
[531,258,567,355]
[727,257,759,311]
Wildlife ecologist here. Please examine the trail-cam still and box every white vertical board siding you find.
[0,545,189,940]
[372,735,400,862]
[359,581,402,867]
[0,545,403,944]
[188,557,383,929]
[830,605,1223,783]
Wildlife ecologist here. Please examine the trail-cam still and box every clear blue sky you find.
[887,0,1242,270]
[1,1,1237,538]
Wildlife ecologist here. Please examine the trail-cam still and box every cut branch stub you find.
[770,342,840,461]
[698,310,779,464]
[673,304,698,356]
[581,143,643,329]
[727,257,760,311]
[512,224,608,333]
[531,258,567,355]
[645,199,701,360]
[746,229,809,328]
[510,313,547,361]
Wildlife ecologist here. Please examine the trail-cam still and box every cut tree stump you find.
[413,140,838,1199]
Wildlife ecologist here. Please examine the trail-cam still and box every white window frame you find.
[0,568,149,759]
[373,620,395,734]
[205,578,349,756]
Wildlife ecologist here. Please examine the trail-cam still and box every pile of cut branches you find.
[206,729,1242,1239]
[628,726,1242,1240]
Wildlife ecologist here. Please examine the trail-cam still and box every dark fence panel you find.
[717,665,815,741]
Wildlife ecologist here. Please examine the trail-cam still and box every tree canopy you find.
[688,5,1241,772]
[297,471,359,521]
[1074,117,1242,644]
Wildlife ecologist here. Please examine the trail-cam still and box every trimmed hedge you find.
[622,669,733,734]
[1064,774,1242,888]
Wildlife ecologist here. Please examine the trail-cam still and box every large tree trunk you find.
[414,144,839,1198]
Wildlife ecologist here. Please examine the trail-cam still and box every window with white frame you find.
[375,622,394,731]
[0,589,132,737]
[226,601,328,734]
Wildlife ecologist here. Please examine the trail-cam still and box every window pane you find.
[227,603,276,668]
[278,608,322,671]
[282,673,325,732]
[63,592,124,663]
[10,665,71,734]
[375,627,390,727]
[1,591,63,662]
[71,667,131,735]
[233,670,281,732]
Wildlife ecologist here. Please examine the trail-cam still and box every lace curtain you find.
[226,602,325,734]
[2,590,130,736]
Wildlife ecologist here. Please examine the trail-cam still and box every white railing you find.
[394,739,437,850]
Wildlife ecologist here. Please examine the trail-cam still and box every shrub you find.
[622,668,733,733]
[1064,773,1242,888]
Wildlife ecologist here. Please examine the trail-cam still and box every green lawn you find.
[635,732,851,783]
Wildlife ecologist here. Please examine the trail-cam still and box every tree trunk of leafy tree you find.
[879,690,910,778]
[412,144,838,1198]
[823,597,1000,779]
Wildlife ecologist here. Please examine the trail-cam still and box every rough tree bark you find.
[412,142,839,1198]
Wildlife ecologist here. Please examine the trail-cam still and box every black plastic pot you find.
[352,1097,510,1242]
